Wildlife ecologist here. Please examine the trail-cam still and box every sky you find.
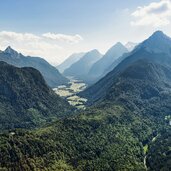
[0,0,171,65]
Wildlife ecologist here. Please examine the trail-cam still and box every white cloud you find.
[131,0,171,27]
[42,32,83,43]
[0,31,40,41]
[0,31,83,65]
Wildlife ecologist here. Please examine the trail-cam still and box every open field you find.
[54,78,87,109]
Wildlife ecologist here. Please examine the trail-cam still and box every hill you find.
[0,46,69,87]
[0,62,72,130]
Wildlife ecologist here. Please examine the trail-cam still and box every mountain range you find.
[64,49,102,81]
[57,52,85,73]
[125,42,138,51]
[63,43,128,84]
[0,61,72,130]
[80,31,171,104]
[0,31,170,171]
[88,42,128,83]
[0,46,69,87]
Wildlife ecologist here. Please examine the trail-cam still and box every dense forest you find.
[0,98,170,170]
[147,127,171,171]
[0,62,73,130]
[0,31,171,171]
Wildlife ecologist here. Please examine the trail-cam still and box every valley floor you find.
[54,77,87,109]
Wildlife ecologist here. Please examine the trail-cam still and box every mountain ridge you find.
[0,31,170,170]
[0,46,69,87]
[80,31,171,104]
[88,42,128,83]
[64,49,102,82]
[57,52,85,73]
[0,61,73,129]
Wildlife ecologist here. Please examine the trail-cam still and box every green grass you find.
[54,79,87,109]
[143,144,148,154]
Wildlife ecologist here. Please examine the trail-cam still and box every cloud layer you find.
[131,0,171,27]
[0,31,83,65]
[42,33,83,43]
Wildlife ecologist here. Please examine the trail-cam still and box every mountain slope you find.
[0,107,153,171]
[125,42,138,51]
[0,61,72,130]
[80,31,171,104]
[88,42,128,82]
[0,60,170,170]
[147,127,171,171]
[57,52,85,73]
[0,46,69,87]
[64,49,102,81]
[104,59,171,107]
[1,32,171,170]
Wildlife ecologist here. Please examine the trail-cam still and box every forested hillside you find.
[0,62,73,130]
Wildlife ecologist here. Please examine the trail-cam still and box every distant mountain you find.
[80,31,171,104]
[88,42,128,83]
[138,30,171,54]
[64,49,102,81]
[0,46,69,87]
[57,52,85,73]
[0,31,170,171]
[103,52,131,78]
[125,42,138,51]
[0,62,72,130]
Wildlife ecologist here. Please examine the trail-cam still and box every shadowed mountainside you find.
[0,46,69,87]
[0,61,73,130]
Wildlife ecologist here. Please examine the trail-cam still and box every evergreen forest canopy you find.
[0,31,171,171]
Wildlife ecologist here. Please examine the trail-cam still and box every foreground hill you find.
[0,58,170,170]
[0,62,72,130]
[64,49,102,82]
[0,46,69,87]
[80,31,171,104]
[57,52,85,73]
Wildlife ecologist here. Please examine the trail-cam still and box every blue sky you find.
[0,0,171,65]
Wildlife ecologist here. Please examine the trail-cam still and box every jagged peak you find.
[113,42,127,49]
[85,49,102,57]
[5,46,17,53]
[148,30,171,41]
[89,49,100,53]
[151,30,165,37]
[125,42,138,51]
[115,42,123,46]
[104,42,128,56]
[4,46,21,58]
[136,30,171,54]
